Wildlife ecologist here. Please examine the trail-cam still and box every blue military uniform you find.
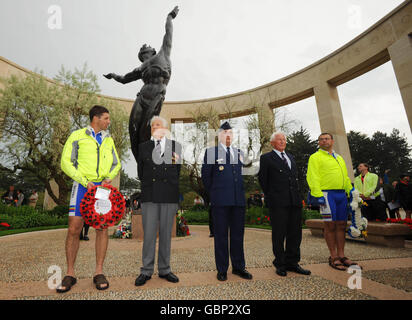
[201,122,247,275]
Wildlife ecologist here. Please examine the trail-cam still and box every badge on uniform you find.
[219,165,224,171]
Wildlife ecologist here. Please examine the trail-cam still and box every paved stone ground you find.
[363,267,412,293]
[1,226,412,300]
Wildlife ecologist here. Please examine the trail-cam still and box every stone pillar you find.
[259,104,275,154]
[43,179,60,210]
[388,35,412,132]
[314,82,355,180]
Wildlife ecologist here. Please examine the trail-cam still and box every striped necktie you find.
[281,152,290,169]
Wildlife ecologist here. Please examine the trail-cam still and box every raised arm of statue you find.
[103,68,141,84]
[160,6,179,58]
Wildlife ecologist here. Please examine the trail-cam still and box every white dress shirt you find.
[273,149,291,169]
[220,143,235,159]
[151,136,166,155]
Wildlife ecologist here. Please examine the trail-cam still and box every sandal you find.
[328,256,347,271]
[340,257,362,269]
[93,274,109,290]
[56,275,77,293]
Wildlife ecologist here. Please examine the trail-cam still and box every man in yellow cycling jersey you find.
[58,105,121,293]
[354,163,388,221]
[307,133,361,271]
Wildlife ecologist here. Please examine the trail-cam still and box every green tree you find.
[119,168,140,195]
[348,129,412,181]
[0,65,129,205]
[286,127,318,197]
[347,131,373,170]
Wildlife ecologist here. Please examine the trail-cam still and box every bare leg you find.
[323,221,338,259]
[335,221,347,258]
[61,216,83,290]
[95,229,109,288]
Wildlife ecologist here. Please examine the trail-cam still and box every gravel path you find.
[1,226,412,283]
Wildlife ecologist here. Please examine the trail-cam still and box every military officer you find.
[201,122,252,281]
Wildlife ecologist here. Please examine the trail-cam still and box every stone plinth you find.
[131,210,177,240]
[306,219,411,248]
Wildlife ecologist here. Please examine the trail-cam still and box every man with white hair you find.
[258,132,311,277]
[134,116,182,286]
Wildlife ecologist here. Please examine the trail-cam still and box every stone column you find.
[43,179,60,210]
[314,82,355,180]
[388,35,412,132]
[259,104,275,154]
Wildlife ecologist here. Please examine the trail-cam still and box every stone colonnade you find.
[0,1,411,209]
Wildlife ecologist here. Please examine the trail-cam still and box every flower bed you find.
[0,221,11,231]
[112,212,132,239]
[177,211,190,237]
[386,218,412,240]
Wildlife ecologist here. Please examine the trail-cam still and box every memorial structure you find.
[0,1,412,208]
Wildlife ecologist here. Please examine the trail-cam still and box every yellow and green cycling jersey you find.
[354,172,380,198]
[307,149,353,198]
[61,126,121,188]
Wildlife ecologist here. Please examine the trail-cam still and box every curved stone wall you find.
[1,0,412,180]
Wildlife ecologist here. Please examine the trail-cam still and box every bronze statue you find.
[104,6,179,161]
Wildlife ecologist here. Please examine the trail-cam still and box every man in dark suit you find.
[201,122,252,281]
[134,116,182,286]
[258,132,311,277]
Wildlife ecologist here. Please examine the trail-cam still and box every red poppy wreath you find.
[80,185,125,230]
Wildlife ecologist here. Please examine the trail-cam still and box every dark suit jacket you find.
[201,145,246,207]
[137,138,182,203]
[258,150,302,208]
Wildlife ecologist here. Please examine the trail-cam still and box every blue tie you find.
[226,147,231,164]
[96,133,102,145]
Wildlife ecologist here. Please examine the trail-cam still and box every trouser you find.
[80,224,89,237]
[208,206,214,235]
[212,206,246,273]
[269,206,302,269]
[140,202,178,276]
[361,199,388,221]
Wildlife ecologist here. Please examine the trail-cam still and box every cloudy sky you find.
[0,0,410,177]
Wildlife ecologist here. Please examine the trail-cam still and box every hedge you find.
[181,206,322,228]
[0,203,68,230]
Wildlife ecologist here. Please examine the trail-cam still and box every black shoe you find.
[159,272,179,283]
[275,268,287,277]
[232,269,253,280]
[286,265,311,275]
[209,234,214,238]
[217,272,227,281]
[135,274,151,286]
[79,235,84,240]
[83,236,89,241]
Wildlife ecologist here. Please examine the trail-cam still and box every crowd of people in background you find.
[1,185,39,208]
[227,168,412,223]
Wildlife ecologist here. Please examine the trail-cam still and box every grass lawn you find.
[0,225,68,237]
